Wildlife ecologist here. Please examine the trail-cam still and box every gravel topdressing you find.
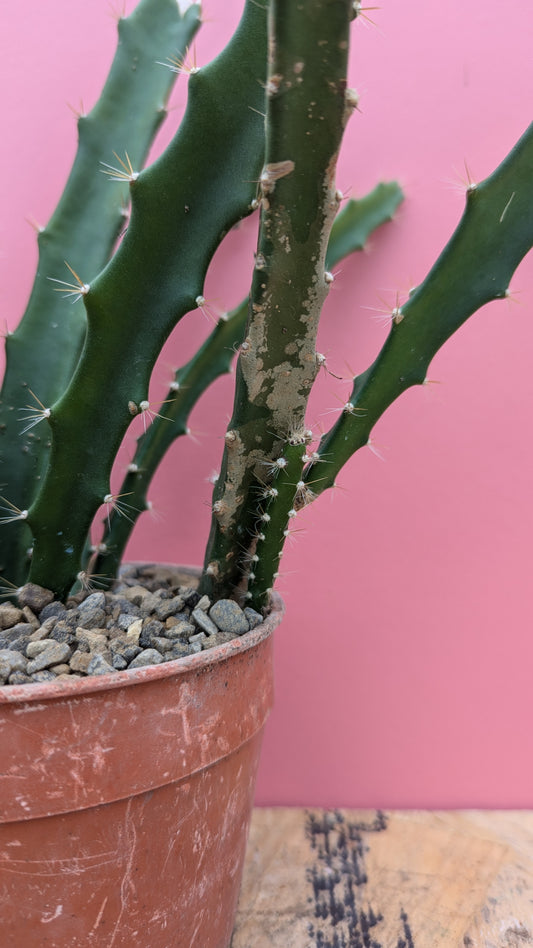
[0,564,263,687]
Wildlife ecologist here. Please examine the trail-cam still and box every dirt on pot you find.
[0,564,263,687]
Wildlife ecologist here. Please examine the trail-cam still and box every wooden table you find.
[232,809,533,947]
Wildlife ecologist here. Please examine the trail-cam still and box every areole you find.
[0,566,283,947]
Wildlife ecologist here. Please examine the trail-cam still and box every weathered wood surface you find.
[232,809,533,947]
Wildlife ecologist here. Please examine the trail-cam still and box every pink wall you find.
[1,1,532,807]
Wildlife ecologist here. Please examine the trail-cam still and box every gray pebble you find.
[117,613,140,631]
[151,636,175,653]
[128,648,165,669]
[188,631,208,646]
[244,607,263,630]
[191,609,218,636]
[164,643,194,661]
[8,671,33,685]
[112,654,128,671]
[154,596,185,621]
[79,592,106,612]
[39,601,66,622]
[0,649,27,677]
[165,621,196,640]
[30,670,57,683]
[209,599,249,635]
[140,593,166,617]
[26,641,72,674]
[109,639,142,663]
[86,653,115,676]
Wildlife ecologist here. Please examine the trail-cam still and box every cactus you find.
[1,0,532,618]
[0,0,202,588]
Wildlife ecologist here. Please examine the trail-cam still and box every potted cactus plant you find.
[0,0,532,944]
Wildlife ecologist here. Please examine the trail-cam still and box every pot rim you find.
[0,564,284,705]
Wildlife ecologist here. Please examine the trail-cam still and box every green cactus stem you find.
[307,121,533,494]
[200,0,355,602]
[245,434,310,611]
[24,0,268,600]
[325,182,404,267]
[93,181,403,580]
[0,0,201,586]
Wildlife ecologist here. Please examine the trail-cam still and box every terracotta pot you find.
[0,567,283,947]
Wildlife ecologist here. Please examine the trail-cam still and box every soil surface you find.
[0,564,263,687]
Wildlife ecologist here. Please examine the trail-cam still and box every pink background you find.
[1,1,532,807]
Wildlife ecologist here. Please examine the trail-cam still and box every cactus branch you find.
[200,0,355,602]
[0,0,201,585]
[308,122,533,494]
[25,0,269,599]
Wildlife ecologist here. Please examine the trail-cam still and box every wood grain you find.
[231,809,533,947]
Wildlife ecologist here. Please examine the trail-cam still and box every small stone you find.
[69,650,92,674]
[125,620,142,644]
[244,607,263,630]
[26,641,72,674]
[75,606,106,630]
[165,621,196,640]
[8,671,33,685]
[180,588,201,608]
[30,617,59,640]
[0,604,24,630]
[151,636,175,653]
[17,583,55,613]
[76,629,108,652]
[140,618,164,648]
[49,663,71,676]
[195,595,211,612]
[154,596,185,621]
[209,599,249,635]
[26,640,52,659]
[53,612,80,633]
[0,649,27,677]
[86,653,115,676]
[117,613,140,631]
[109,639,142,663]
[30,670,58,683]
[79,592,106,612]
[120,585,150,605]
[49,622,76,645]
[0,624,36,653]
[188,631,207,646]
[139,593,166,618]
[128,648,165,669]
[112,654,128,671]
[39,601,66,622]
[164,642,194,661]
[202,630,239,650]
[191,609,218,636]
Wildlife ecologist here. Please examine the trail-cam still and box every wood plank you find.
[232,809,533,947]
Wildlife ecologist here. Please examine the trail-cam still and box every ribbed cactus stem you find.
[25,0,268,599]
[201,0,355,601]
[307,121,533,495]
[246,434,309,611]
[0,0,201,586]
